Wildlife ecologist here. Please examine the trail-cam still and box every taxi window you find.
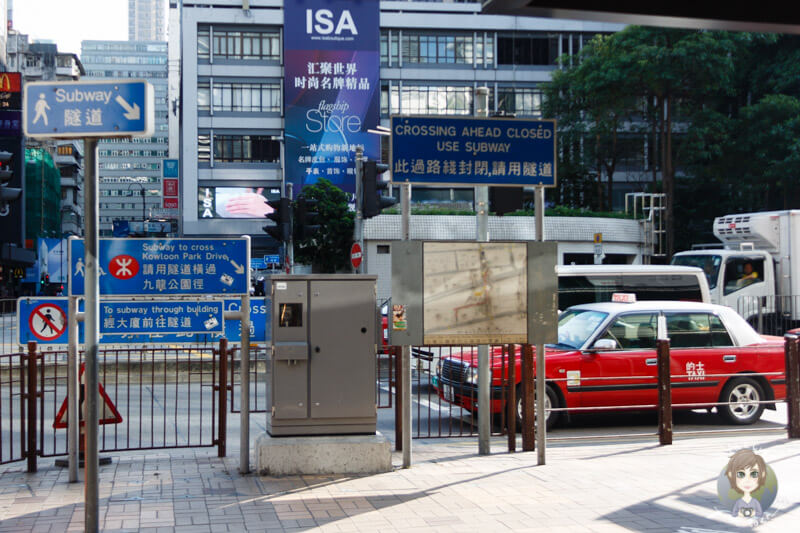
[598,313,657,350]
[666,313,734,348]
[710,314,733,347]
[667,313,711,348]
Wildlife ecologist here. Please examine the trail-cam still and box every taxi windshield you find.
[554,309,608,349]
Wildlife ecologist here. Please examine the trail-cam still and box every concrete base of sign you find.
[255,431,392,476]
[55,454,112,468]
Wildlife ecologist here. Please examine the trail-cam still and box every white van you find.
[556,265,711,310]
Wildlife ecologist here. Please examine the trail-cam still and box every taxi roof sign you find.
[611,293,637,303]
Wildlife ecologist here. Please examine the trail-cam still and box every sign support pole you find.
[401,183,412,468]
[535,185,546,465]
[83,137,100,533]
[67,294,79,483]
[354,147,364,274]
[286,183,294,274]
[240,237,251,474]
[474,86,491,456]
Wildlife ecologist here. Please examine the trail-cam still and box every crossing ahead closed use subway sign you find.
[390,116,556,187]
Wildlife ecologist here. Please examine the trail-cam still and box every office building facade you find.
[129,0,167,42]
[81,40,170,236]
[172,0,627,256]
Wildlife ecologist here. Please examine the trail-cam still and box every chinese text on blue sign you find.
[100,301,224,335]
[69,238,248,296]
[390,116,556,187]
[23,79,154,139]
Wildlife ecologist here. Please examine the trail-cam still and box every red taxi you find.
[435,300,787,427]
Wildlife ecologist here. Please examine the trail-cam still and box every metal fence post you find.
[26,341,38,473]
[522,344,535,452]
[394,346,402,451]
[785,334,800,439]
[217,338,228,457]
[657,338,673,445]
[507,345,516,452]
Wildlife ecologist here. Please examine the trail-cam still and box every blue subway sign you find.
[18,297,267,346]
[69,238,249,297]
[100,301,225,336]
[23,79,154,139]
[390,116,557,187]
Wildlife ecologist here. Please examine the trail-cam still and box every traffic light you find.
[263,197,292,242]
[0,150,21,217]
[294,195,320,241]
[362,160,397,219]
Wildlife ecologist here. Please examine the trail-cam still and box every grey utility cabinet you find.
[268,274,378,436]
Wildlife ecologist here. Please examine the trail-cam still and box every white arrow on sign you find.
[229,260,245,275]
[115,95,141,120]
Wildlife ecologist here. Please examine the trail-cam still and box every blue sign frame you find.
[390,116,557,187]
[23,79,154,139]
[69,238,249,297]
[17,297,268,346]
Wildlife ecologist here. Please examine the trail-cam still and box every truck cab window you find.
[723,257,764,295]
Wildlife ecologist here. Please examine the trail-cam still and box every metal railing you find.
[0,299,18,357]
[738,294,800,336]
[38,344,220,458]
[393,338,798,445]
[0,341,225,471]
[228,344,269,414]
[0,350,25,465]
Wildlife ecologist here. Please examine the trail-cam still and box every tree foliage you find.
[546,27,800,254]
[293,178,354,273]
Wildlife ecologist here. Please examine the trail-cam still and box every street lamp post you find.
[128,182,146,235]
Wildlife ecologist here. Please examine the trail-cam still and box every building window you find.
[198,81,281,113]
[200,134,280,163]
[497,33,560,66]
[402,33,474,65]
[386,85,475,116]
[198,26,281,61]
[497,86,544,117]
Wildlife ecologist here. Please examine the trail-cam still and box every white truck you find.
[671,210,800,333]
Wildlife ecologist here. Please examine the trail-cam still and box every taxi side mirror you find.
[592,338,617,351]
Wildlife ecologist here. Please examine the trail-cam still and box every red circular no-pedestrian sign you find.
[109,254,140,280]
[351,242,363,269]
[29,303,67,341]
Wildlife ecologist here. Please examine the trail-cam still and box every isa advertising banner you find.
[283,0,380,198]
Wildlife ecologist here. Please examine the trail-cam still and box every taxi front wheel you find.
[514,384,559,431]
[718,377,766,425]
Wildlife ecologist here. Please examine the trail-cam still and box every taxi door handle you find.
[645,358,657,366]
[723,355,736,363]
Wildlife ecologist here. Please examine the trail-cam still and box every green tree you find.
[615,27,739,257]
[544,34,640,211]
[293,178,355,273]
[734,94,800,210]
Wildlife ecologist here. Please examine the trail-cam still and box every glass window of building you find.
[198,81,281,113]
[387,85,474,116]
[198,26,280,61]
[497,86,544,117]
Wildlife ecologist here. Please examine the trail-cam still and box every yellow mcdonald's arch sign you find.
[0,73,21,93]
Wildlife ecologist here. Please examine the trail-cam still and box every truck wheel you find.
[514,384,559,431]
[718,377,766,425]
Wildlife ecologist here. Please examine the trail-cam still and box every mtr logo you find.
[305,9,358,36]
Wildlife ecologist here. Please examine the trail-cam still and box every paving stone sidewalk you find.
[0,433,798,532]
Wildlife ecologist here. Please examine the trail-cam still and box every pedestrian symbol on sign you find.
[28,303,66,342]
